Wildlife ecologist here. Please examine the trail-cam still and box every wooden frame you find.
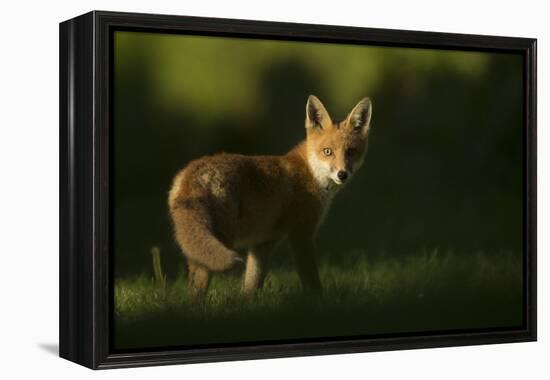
[59,10,537,369]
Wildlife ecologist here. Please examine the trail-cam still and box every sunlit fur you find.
[305,96,372,191]
[169,95,372,300]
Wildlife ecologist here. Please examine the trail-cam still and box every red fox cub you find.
[168,95,373,299]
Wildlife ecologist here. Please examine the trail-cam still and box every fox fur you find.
[168,95,373,299]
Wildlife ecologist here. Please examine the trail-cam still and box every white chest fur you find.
[307,152,338,195]
[307,151,338,226]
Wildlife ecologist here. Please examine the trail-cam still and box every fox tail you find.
[170,198,242,271]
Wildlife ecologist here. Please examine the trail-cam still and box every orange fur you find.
[168,95,373,299]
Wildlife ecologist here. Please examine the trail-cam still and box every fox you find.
[168,95,373,300]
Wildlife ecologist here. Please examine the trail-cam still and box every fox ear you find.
[347,97,372,137]
[306,95,331,131]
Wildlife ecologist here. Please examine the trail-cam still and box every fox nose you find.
[337,170,348,182]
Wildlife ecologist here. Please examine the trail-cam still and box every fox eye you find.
[322,148,333,156]
[346,148,357,157]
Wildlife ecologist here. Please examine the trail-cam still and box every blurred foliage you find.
[113,31,523,277]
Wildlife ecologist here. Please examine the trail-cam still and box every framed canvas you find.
[59,10,537,369]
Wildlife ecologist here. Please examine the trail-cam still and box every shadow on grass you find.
[113,250,523,350]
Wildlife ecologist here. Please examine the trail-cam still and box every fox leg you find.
[289,236,323,294]
[187,260,210,301]
[241,241,278,296]
[242,252,264,296]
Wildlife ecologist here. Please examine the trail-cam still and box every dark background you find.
[113,31,523,278]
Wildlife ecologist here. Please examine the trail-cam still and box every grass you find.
[114,250,523,351]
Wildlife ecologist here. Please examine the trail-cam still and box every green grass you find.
[114,250,523,350]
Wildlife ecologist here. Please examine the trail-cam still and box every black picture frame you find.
[59,10,537,369]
